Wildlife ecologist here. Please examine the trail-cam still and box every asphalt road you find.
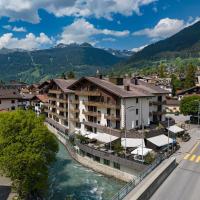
[151,141,200,200]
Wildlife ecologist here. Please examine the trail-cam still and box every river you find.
[47,142,125,200]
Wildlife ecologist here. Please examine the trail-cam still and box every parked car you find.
[182,133,191,142]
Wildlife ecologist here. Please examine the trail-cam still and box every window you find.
[0,100,1,104]
[114,162,120,169]
[94,156,100,162]
[136,109,139,115]
[11,106,15,110]
[104,159,110,166]
[75,122,81,128]
[11,100,15,104]
[136,120,139,126]
[107,119,111,127]
[136,98,139,103]
[107,108,111,115]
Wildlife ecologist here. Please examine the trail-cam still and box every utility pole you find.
[167,116,170,155]
[141,100,144,161]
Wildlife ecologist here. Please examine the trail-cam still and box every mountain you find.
[0,43,125,83]
[105,48,134,58]
[125,20,200,68]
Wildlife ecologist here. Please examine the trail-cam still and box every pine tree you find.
[184,64,196,89]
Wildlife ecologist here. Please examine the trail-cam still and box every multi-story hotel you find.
[46,75,169,179]
[47,76,168,134]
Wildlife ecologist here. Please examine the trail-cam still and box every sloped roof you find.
[69,77,154,98]
[53,79,76,93]
[132,79,170,94]
[0,88,22,99]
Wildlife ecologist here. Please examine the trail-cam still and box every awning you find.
[86,132,118,143]
[131,147,152,156]
[147,134,173,147]
[167,125,184,134]
[121,138,145,148]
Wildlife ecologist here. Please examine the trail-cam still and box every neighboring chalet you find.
[177,86,200,100]
[0,87,22,111]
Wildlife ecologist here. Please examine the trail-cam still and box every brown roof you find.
[70,77,154,98]
[135,79,170,94]
[0,88,22,99]
[36,94,48,103]
[53,79,76,93]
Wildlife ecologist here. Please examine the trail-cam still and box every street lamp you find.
[124,103,136,157]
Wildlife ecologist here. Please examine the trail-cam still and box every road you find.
[151,140,200,200]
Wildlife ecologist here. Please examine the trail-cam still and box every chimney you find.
[96,69,103,79]
[124,85,130,91]
[132,77,138,85]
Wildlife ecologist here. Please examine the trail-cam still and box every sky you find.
[0,0,199,51]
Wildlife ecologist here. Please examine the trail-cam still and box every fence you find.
[111,156,163,200]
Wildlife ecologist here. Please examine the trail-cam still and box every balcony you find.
[46,110,66,120]
[152,111,166,115]
[82,121,121,137]
[70,117,80,122]
[104,114,121,121]
[49,89,62,94]
[75,90,101,96]
[48,97,68,103]
[82,110,101,117]
[70,99,79,104]
[69,108,79,113]
[83,101,120,109]
[151,100,166,106]
[57,107,68,112]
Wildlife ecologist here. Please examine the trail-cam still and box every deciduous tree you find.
[0,110,58,199]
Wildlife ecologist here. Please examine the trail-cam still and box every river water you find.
[47,142,125,200]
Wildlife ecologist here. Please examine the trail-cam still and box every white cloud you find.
[0,32,53,50]
[132,44,148,52]
[102,37,116,42]
[133,17,200,39]
[3,24,27,32]
[12,26,27,32]
[0,0,156,23]
[58,18,129,44]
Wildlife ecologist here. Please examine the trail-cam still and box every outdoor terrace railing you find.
[76,142,148,171]
[110,156,163,200]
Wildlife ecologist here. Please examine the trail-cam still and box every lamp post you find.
[124,103,135,157]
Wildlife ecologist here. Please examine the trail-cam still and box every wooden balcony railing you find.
[152,110,166,115]
[49,97,68,103]
[104,114,121,121]
[70,117,80,122]
[46,110,67,120]
[48,89,62,94]
[69,108,79,113]
[70,100,79,104]
[82,121,121,137]
[151,100,166,106]
[75,90,101,96]
[83,101,120,109]
[82,110,101,117]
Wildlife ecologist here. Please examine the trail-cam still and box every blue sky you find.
[0,0,199,51]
